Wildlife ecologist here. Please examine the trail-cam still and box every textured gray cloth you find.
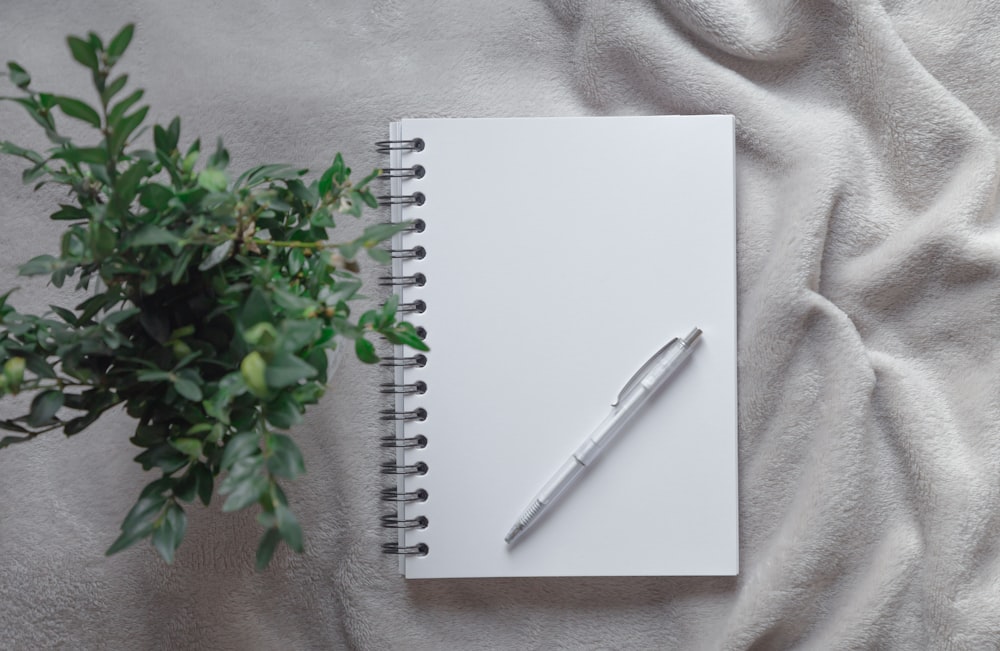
[3,1,1000,649]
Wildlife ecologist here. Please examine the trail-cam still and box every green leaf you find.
[0,420,29,434]
[107,89,143,126]
[256,527,282,570]
[207,137,229,170]
[222,472,268,512]
[0,433,34,448]
[112,160,149,209]
[170,437,203,458]
[198,240,233,271]
[354,337,378,364]
[133,443,188,473]
[139,183,173,210]
[243,322,278,348]
[107,23,134,62]
[167,116,181,150]
[238,164,307,188]
[88,162,111,185]
[51,147,107,165]
[305,348,328,383]
[358,309,378,330]
[317,168,334,198]
[381,294,399,322]
[63,410,103,436]
[337,240,361,261]
[340,190,363,217]
[360,221,410,246]
[0,141,43,164]
[18,254,57,276]
[382,321,430,352]
[279,319,322,352]
[26,390,63,427]
[23,353,55,380]
[130,422,167,447]
[239,288,271,329]
[266,433,305,480]
[77,292,113,324]
[50,204,90,221]
[359,188,379,209]
[220,431,260,471]
[86,31,104,53]
[153,125,169,154]
[170,247,195,285]
[21,160,47,184]
[130,225,180,247]
[92,221,116,257]
[193,463,214,506]
[153,117,181,156]
[6,61,30,89]
[151,503,186,564]
[173,471,197,503]
[53,96,101,128]
[271,289,312,313]
[101,74,128,104]
[106,492,166,556]
[66,36,99,72]
[197,168,228,192]
[109,105,148,154]
[275,504,303,553]
[172,376,203,401]
[309,206,334,228]
[49,305,78,325]
[263,393,302,429]
[105,527,153,557]
[265,353,317,389]
[366,247,391,264]
[0,287,14,313]
[106,527,150,556]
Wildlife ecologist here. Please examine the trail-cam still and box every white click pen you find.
[504,328,703,546]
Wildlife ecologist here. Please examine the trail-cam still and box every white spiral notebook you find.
[378,115,738,579]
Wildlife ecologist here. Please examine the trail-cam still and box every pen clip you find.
[612,337,679,407]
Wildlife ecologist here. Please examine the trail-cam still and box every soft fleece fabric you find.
[3,1,1000,649]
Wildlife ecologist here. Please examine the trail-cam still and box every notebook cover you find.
[388,115,737,578]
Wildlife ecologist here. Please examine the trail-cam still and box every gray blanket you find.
[3,1,999,648]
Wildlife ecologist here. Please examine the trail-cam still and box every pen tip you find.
[684,328,702,346]
[504,525,522,545]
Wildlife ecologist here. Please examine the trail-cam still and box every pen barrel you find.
[576,338,697,465]
[536,456,587,505]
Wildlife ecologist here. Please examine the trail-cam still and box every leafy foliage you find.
[0,25,427,569]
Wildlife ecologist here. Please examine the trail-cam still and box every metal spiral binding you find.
[379,380,427,395]
[380,487,429,502]
[380,353,427,368]
[379,164,425,179]
[390,245,426,259]
[378,271,425,287]
[396,300,426,314]
[377,132,430,557]
[379,407,427,422]
[380,514,429,529]
[382,542,429,556]
[378,191,425,206]
[379,434,427,449]
[380,460,428,475]
[375,137,425,153]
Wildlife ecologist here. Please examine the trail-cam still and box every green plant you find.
[0,25,426,568]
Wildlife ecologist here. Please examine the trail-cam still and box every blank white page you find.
[388,115,737,578]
